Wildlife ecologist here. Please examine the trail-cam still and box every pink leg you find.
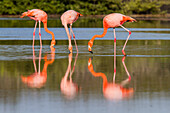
[32,21,38,47]
[38,20,42,74]
[70,52,78,79]
[32,21,38,72]
[122,56,131,81]
[120,25,131,56]
[64,25,72,53]
[39,20,42,47]
[70,24,78,52]
[32,44,37,73]
[113,28,116,82]
[38,44,42,74]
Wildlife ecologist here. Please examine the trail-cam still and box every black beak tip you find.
[89,51,93,54]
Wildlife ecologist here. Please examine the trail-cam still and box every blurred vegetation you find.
[0,0,169,15]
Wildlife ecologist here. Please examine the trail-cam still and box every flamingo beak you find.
[131,18,137,22]
[79,14,83,17]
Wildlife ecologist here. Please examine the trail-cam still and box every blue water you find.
[0,19,170,113]
[0,28,169,40]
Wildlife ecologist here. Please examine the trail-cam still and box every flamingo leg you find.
[69,26,72,75]
[38,44,42,74]
[64,25,72,53]
[38,20,42,74]
[32,21,38,48]
[113,28,116,82]
[39,20,42,47]
[70,24,78,52]
[120,25,131,56]
[32,21,38,73]
[70,52,78,80]
[32,43,37,73]
[122,56,131,80]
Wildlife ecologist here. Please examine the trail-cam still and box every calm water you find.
[0,18,170,113]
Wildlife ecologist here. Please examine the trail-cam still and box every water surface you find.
[0,18,170,113]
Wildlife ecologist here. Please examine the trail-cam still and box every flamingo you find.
[88,53,133,100]
[88,13,136,55]
[61,10,83,53]
[21,46,55,88]
[60,52,79,99]
[20,9,56,47]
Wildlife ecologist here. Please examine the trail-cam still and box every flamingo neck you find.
[43,22,55,41]
[42,48,55,73]
[91,27,108,41]
[88,65,108,90]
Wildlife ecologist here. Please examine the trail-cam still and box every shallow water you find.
[0,18,170,113]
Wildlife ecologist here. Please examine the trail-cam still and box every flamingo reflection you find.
[21,47,55,88]
[88,56,133,100]
[60,52,79,99]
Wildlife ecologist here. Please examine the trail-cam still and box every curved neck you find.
[91,27,108,41]
[43,22,55,41]
[42,47,55,73]
[88,64,108,89]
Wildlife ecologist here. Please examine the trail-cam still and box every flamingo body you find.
[21,72,47,88]
[21,47,55,88]
[25,9,47,23]
[104,83,133,100]
[104,13,125,28]
[61,10,82,53]
[88,57,133,100]
[61,10,80,25]
[88,13,136,55]
[20,9,56,47]
[60,53,79,99]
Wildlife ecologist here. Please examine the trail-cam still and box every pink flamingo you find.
[60,52,79,99]
[61,10,83,53]
[20,9,56,47]
[88,13,136,55]
[21,46,55,88]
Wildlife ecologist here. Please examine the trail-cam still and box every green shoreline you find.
[0,14,170,20]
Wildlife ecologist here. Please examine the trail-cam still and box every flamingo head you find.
[121,16,137,24]
[78,13,83,17]
[125,16,137,22]
[20,12,28,18]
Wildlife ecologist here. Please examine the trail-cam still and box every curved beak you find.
[79,13,83,17]
[131,18,137,22]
